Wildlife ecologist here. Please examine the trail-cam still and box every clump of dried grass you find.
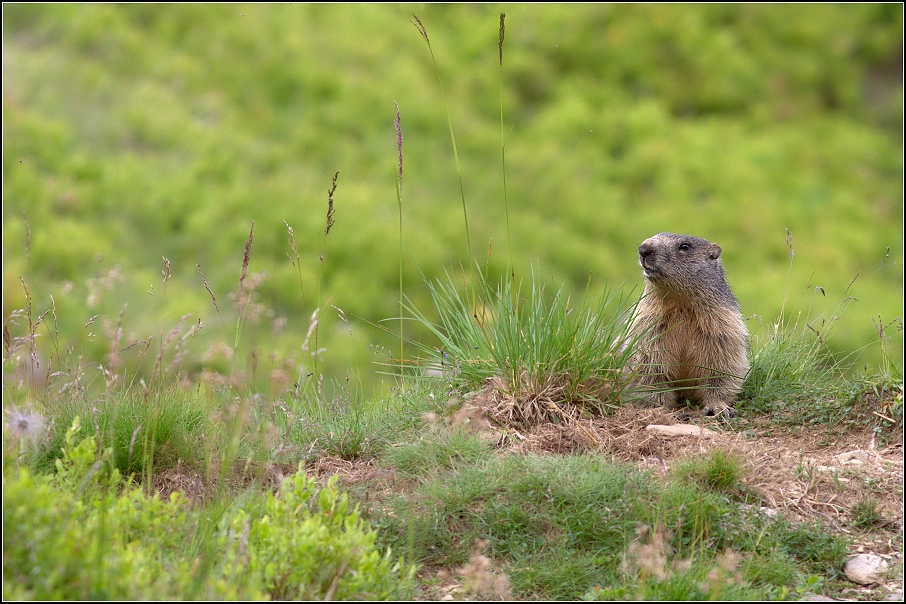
[435,539,511,601]
[620,524,743,599]
[465,372,629,453]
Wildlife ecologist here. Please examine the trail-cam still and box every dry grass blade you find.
[283,220,306,309]
[153,313,190,381]
[314,171,340,378]
[196,263,224,325]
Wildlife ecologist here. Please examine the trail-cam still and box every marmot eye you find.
[678,242,691,251]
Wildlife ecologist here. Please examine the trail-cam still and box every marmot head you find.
[638,232,729,298]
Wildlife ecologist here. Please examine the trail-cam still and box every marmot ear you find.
[708,244,722,260]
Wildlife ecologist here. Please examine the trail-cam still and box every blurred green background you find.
[3,4,902,395]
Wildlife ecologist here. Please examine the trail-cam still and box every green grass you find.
[381,427,491,479]
[671,449,748,496]
[408,269,638,426]
[368,452,845,600]
[281,379,448,462]
[29,386,210,478]
[850,497,885,529]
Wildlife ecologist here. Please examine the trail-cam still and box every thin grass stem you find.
[315,171,339,379]
[412,14,476,315]
[234,222,254,352]
[395,102,405,380]
[499,13,516,295]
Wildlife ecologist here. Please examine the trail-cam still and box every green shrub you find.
[4,418,413,600]
[220,468,416,600]
[3,417,251,600]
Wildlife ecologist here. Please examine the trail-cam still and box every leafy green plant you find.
[3,417,254,600]
[220,468,416,600]
[5,417,416,600]
[850,496,884,528]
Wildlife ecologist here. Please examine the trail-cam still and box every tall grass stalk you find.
[395,102,405,379]
[196,263,224,327]
[152,256,173,383]
[314,172,339,379]
[283,220,306,313]
[742,229,858,415]
[412,15,476,315]
[234,222,254,352]
[498,13,515,291]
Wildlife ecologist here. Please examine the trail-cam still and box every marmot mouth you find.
[640,259,661,279]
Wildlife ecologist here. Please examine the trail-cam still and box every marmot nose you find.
[639,242,654,259]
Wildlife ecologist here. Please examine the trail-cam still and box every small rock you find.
[740,503,779,518]
[644,424,718,438]
[843,553,889,585]
[833,450,870,464]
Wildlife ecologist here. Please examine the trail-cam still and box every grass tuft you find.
[409,269,637,428]
[850,496,885,528]
[671,449,747,496]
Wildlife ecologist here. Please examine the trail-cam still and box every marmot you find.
[624,232,749,418]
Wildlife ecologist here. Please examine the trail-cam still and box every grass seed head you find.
[238,221,255,313]
[498,13,506,66]
[324,171,339,238]
[411,14,429,43]
[196,263,224,325]
[394,101,403,181]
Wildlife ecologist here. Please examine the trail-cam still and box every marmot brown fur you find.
[624,232,749,417]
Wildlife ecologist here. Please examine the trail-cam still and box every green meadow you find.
[2,4,902,394]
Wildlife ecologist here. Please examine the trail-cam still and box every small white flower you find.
[4,407,46,447]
